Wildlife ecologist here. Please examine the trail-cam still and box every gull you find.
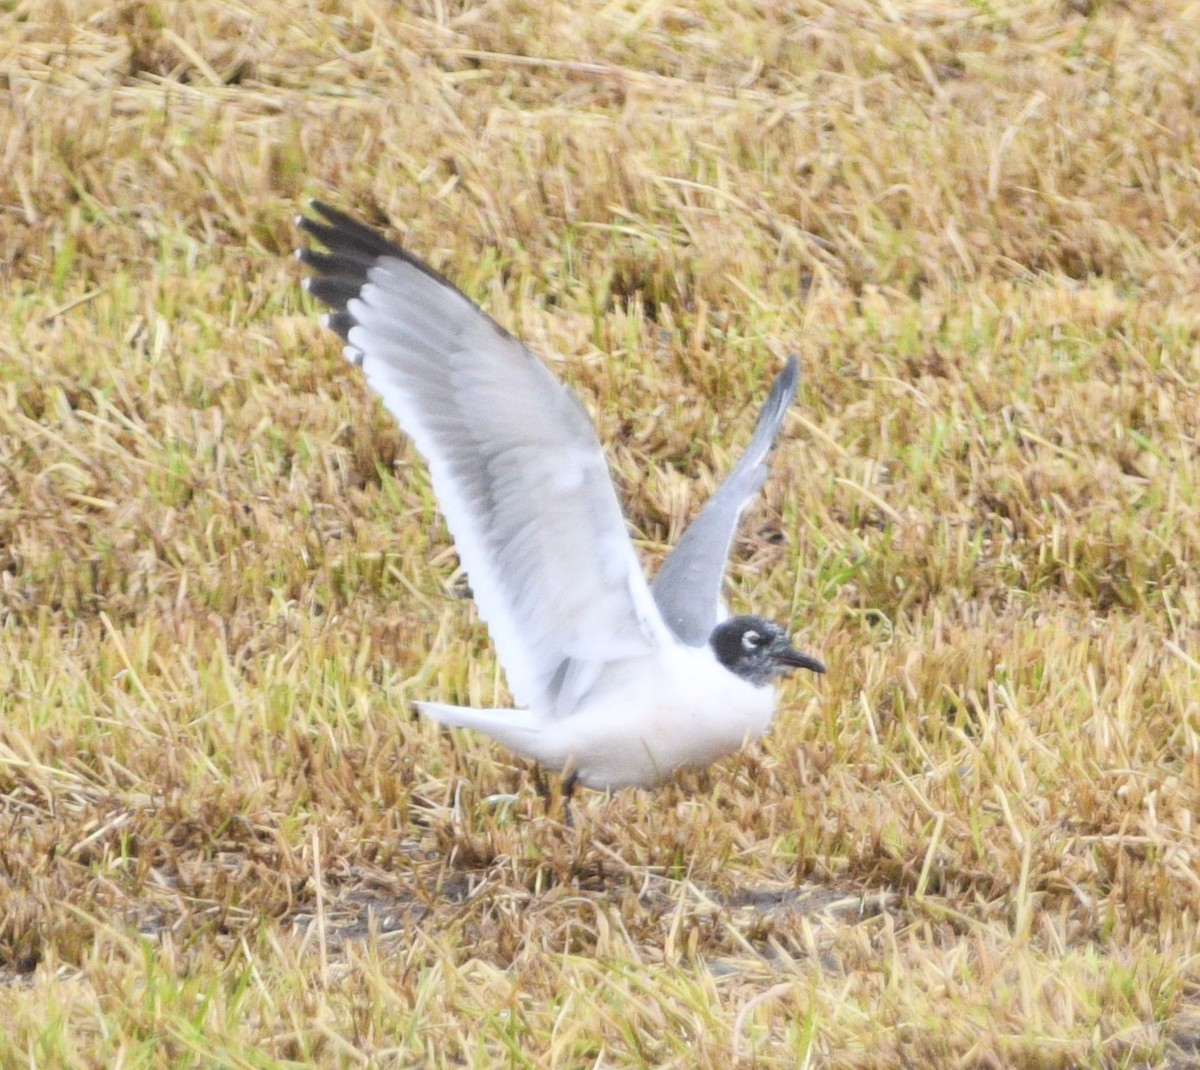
[295,201,825,793]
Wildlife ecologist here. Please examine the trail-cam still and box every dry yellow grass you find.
[2,0,1200,1066]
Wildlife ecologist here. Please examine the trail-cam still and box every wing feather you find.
[651,357,800,646]
[297,202,669,712]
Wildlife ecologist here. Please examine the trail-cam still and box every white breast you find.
[532,644,777,790]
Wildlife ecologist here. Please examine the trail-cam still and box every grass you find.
[2,0,1200,1065]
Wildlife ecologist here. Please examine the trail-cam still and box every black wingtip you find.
[295,198,479,317]
[297,200,404,262]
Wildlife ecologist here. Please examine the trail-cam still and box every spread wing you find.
[296,201,671,713]
[651,356,800,646]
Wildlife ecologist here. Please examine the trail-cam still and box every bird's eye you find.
[741,630,762,651]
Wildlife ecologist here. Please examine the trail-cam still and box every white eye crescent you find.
[741,630,761,651]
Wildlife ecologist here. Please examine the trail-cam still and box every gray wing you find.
[296,202,672,714]
[650,356,800,646]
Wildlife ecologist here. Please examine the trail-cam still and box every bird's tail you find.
[415,702,544,762]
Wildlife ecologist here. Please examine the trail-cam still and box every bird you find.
[295,200,825,793]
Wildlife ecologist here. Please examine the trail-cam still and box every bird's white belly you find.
[538,644,776,790]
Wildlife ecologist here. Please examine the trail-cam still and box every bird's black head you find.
[709,616,826,688]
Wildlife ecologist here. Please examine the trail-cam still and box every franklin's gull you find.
[296,201,825,792]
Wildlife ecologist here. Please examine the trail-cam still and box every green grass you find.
[2,0,1200,1066]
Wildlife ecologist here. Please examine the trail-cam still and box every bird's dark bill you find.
[771,645,826,675]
